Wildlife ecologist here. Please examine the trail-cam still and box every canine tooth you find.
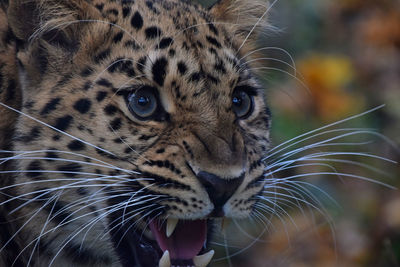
[166,218,179,237]
[159,250,171,267]
[193,250,214,267]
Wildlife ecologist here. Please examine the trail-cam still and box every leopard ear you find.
[7,0,99,50]
[210,0,270,52]
[7,0,101,87]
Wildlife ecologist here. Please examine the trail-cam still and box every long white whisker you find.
[241,57,297,76]
[249,66,311,93]
[0,102,116,157]
[0,175,130,197]
[27,191,63,267]
[5,176,149,213]
[17,195,160,266]
[268,151,396,171]
[238,46,296,73]
[0,149,131,172]
[269,171,396,189]
[265,129,396,165]
[267,105,388,156]
[266,161,341,179]
[266,127,375,159]
[270,158,391,177]
[1,192,58,255]
[48,201,161,266]
[0,156,136,175]
[236,0,279,53]
[114,206,165,248]
[78,197,162,246]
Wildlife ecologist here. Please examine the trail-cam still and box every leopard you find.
[0,0,272,266]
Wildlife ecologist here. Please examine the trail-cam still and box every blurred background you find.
[197,0,400,266]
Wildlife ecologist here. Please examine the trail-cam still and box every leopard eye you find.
[232,89,253,119]
[128,86,158,120]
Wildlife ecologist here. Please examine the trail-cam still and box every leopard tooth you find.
[166,218,179,238]
[193,250,214,267]
[159,250,171,267]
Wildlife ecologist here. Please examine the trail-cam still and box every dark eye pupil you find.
[128,86,159,120]
[233,96,242,106]
[232,90,253,119]
[137,96,149,106]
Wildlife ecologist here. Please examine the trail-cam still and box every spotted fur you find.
[0,0,271,266]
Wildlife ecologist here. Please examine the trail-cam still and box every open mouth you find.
[111,217,215,267]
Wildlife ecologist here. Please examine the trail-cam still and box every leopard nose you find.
[197,171,244,217]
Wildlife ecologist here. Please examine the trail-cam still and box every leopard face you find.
[1,0,270,266]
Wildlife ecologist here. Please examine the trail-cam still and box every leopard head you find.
[6,0,271,265]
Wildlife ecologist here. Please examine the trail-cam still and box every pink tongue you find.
[149,219,207,260]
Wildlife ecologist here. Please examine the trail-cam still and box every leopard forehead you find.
[81,0,247,102]
[23,0,258,114]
